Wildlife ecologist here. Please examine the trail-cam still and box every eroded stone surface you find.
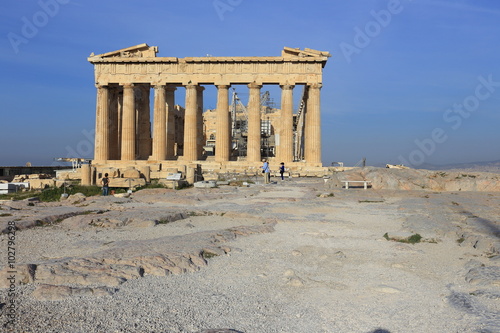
[32,284,117,301]
[337,167,500,191]
[0,221,275,298]
[1,179,499,332]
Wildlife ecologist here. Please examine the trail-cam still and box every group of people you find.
[261,159,286,184]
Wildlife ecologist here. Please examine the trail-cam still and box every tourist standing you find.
[101,173,110,196]
[279,162,285,180]
[261,159,271,184]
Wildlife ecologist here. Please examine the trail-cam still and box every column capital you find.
[122,83,135,89]
[185,84,197,90]
[95,84,108,89]
[196,85,205,92]
[216,84,230,89]
[248,82,262,89]
[280,84,295,90]
[153,84,166,90]
[308,83,323,89]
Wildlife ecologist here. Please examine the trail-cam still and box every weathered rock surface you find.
[0,209,99,233]
[336,167,500,191]
[0,223,275,299]
[1,178,499,332]
[32,284,117,301]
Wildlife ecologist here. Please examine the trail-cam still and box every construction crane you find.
[227,86,309,161]
[230,88,248,137]
[229,88,277,157]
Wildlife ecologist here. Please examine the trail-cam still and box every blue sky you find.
[1,0,499,167]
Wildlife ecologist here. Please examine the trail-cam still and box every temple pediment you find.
[282,47,331,58]
[88,43,158,60]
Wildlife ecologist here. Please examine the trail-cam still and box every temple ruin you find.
[86,44,331,184]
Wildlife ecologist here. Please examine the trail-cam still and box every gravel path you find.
[1,179,499,332]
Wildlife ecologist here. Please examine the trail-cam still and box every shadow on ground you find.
[462,210,500,238]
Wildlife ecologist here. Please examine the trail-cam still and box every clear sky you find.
[1,0,499,167]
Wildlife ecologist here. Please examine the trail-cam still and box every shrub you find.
[70,185,102,197]
[0,191,41,201]
[39,187,63,202]
[407,234,422,244]
[383,232,423,244]
[135,180,166,191]
[39,185,102,202]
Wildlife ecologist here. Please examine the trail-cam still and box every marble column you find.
[183,84,198,161]
[215,85,230,162]
[304,83,322,164]
[279,84,294,163]
[152,84,166,160]
[165,85,177,159]
[196,86,205,159]
[94,85,109,161]
[80,163,91,186]
[247,83,262,162]
[121,83,136,161]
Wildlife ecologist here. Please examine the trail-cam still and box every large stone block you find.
[27,174,52,179]
[29,179,54,189]
[159,180,177,189]
[108,178,146,188]
[12,174,29,182]
[147,163,161,172]
[101,168,120,178]
[56,170,81,180]
[150,171,162,179]
[139,166,151,182]
[202,173,218,181]
[194,181,217,188]
[121,168,141,179]
[54,180,72,188]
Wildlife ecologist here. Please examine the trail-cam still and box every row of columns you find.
[94,82,322,164]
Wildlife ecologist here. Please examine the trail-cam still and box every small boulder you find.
[67,192,86,203]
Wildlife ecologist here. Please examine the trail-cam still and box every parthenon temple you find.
[86,44,331,183]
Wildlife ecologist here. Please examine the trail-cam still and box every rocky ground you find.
[0,169,499,332]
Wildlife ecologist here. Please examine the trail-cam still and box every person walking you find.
[101,173,110,196]
[261,159,271,184]
[279,162,285,180]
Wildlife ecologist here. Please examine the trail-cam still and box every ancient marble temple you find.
[88,44,330,176]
